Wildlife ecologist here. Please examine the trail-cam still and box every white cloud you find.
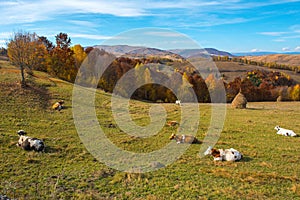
[0,32,11,38]
[0,0,146,25]
[273,39,285,42]
[251,48,262,52]
[289,24,300,31]
[1,0,300,26]
[68,20,97,28]
[282,47,291,51]
[282,35,300,39]
[259,32,287,36]
[149,0,300,12]
[0,40,6,47]
[0,32,12,46]
[295,46,300,51]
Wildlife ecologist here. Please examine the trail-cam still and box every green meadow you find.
[0,60,299,199]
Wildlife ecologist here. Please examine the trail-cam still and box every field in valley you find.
[0,60,300,199]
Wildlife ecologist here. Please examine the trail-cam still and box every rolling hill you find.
[234,52,300,56]
[215,61,300,83]
[244,54,300,68]
[1,60,300,199]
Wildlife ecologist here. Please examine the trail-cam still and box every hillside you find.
[1,60,300,199]
[91,46,299,84]
[244,54,300,68]
[234,52,300,56]
[215,61,300,83]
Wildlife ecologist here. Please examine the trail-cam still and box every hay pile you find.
[277,95,283,102]
[232,92,247,109]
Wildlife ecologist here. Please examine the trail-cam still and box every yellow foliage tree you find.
[71,44,87,68]
[290,84,300,101]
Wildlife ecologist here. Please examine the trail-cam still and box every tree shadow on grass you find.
[245,107,265,111]
[0,79,52,111]
[25,84,52,110]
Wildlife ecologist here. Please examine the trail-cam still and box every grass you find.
[0,60,300,199]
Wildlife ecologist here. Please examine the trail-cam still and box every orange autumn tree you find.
[7,31,47,87]
[48,33,76,82]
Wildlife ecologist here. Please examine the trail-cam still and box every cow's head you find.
[274,126,280,131]
[169,133,176,140]
[17,130,26,136]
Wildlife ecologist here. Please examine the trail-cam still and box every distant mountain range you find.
[93,45,233,58]
[169,48,233,58]
[93,45,176,57]
[93,45,300,58]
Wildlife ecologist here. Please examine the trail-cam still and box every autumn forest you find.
[5,31,300,103]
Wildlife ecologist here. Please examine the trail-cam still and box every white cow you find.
[204,146,243,161]
[17,130,45,152]
[175,100,181,106]
[274,126,297,137]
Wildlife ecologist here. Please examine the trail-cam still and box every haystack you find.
[276,95,283,102]
[232,92,247,109]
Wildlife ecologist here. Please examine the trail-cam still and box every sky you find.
[0,0,300,53]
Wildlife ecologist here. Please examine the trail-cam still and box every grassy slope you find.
[0,60,300,199]
[245,54,300,68]
[215,61,300,83]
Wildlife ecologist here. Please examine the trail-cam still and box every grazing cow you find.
[169,133,201,144]
[52,100,64,111]
[204,146,243,161]
[175,100,181,106]
[274,126,297,137]
[17,130,45,152]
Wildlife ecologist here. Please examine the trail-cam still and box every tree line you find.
[78,49,300,102]
[7,31,88,86]
[6,31,300,101]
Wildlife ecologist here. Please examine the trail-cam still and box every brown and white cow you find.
[17,130,45,152]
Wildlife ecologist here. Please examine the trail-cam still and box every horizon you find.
[1,0,300,53]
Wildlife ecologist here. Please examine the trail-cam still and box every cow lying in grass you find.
[52,100,64,111]
[204,146,243,161]
[17,130,45,152]
[274,126,297,137]
[175,100,181,106]
[167,121,179,127]
[169,133,201,144]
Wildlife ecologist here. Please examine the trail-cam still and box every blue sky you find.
[0,0,300,53]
